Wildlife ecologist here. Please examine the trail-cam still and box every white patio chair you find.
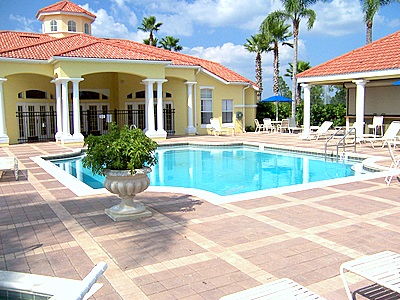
[210,118,230,136]
[263,118,275,133]
[279,118,290,133]
[367,115,384,137]
[288,117,303,134]
[254,119,264,133]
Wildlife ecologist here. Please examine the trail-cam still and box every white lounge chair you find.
[0,262,107,300]
[385,140,400,186]
[220,278,326,300]
[307,121,333,140]
[210,118,230,136]
[361,121,400,148]
[254,119,264,133]
[0,156,19,180]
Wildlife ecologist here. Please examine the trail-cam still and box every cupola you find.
[36,0,96,38]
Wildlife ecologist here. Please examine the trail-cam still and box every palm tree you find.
[159,36,183,51]
[143,37,159,47]
[244,33,271,101]
[261,14,293,96]
[285,60,311,103]
[138,16,163,46]
[361,0,400,44]
[268,0,322,118]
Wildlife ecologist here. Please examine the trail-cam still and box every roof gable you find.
[36,0,96,20]
[297,30,400,79]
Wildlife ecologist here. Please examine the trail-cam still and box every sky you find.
[1,0,400,98]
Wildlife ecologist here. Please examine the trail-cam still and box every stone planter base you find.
[105,207,152,222]
[103,168,152,222]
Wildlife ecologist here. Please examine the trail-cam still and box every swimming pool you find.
[50,144,364,199]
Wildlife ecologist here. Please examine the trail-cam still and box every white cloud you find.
[128,0,281,37]
[309,0,364,36]
[109,0,138,27]
[9,14,38,32]
[183,40,294,96]
[81,4,143,41]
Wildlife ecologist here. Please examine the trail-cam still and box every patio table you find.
[340,251,400,299]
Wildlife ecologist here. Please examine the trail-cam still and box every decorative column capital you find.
[142,78,158,84]
[53,77,70,84]
[185,81,197,86]
[0,78,7,84]
[300,83,312,89]
[70,78,84,83]
[352,79,368,86]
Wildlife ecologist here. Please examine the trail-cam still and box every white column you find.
[71,78,84,142]
[156,80,167,138]
[53,79,62,141]
[142,79,156,136]
[300,83,312,139]
[353,79,368,137]
[60,79,71,142]
[0,78,9,144]
[185,81,197,135]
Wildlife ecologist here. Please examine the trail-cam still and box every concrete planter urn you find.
[103,168,152,221]
[82,123,158,222]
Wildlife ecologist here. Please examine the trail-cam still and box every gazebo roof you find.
[297,30,400,83]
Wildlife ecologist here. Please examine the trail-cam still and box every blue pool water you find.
[51,145,357,196]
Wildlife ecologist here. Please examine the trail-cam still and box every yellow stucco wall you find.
[4,73,55,143]
[54,61,166,79]
[1,58,257,144]
[41,14,93,36]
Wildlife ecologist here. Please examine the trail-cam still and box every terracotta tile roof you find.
[36,0,96,20]
[0,31,254,85]
[297,30,400,79]
[0,31,55,52]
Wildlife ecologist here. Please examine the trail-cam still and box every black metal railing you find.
[16,108,175,143]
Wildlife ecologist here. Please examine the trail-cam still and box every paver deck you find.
[0,132,399,299]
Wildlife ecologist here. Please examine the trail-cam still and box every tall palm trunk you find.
[366,21,373,44]
[255,52,263,101]
[291,22,299,118]
[149,32,154,47]
[273,41,279,95]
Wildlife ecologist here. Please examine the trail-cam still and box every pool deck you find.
[1,132,400,299]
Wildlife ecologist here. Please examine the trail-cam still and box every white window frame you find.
[84,23,90,34]
[222,99,234,125]
[200,87,214,126]
[50,20,57,32]
[68,20,76,32]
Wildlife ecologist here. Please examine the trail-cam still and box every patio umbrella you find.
[261,95,293,121]
[392,80,400,85]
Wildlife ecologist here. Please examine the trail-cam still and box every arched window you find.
[134,90,171,98]
[68,20,76,32]
[50,20,57,32]
[84,23,90,34]
[25,90,47,99]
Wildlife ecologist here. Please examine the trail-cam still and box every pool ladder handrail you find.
[324,127,357,161]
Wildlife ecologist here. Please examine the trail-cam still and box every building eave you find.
[297,69,400,85]
[49,56,172,65]
[37,11,96,22]
[0,57,49,64]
